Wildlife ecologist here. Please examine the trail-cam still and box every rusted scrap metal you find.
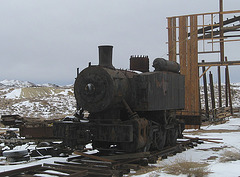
[20,126,54,138]
[3,149,30,162]
[0,115,23,127]
[130,55,149,72]
[0,130,18,139]
[0,115,60,139]
[184,136,223,144]
[0,140,202,177]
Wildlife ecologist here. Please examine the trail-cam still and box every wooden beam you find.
[179,16,188,75]
[168,18,177,61]
[209,71,216,120]
[208,39,240,43]
[219,0,224,62]
[199,66,211,79]
[225,57,233,115]
[198,60,240,67]
[218,66,222,107]
[73,151,115,163]
[167,10,240,18]
[201,60,209,118]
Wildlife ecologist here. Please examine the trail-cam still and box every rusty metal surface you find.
[130,55,149,72]
[94,124,133,142]
[0,115,23,127]
[20,126,54,138]
[153,58,180,73]
[133,71,185,111]
[74,66,135,113]
[98,45,115,69]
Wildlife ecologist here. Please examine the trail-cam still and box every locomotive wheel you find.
[165,111,178,147]
[165,128,178,147]
[153,127,166,150]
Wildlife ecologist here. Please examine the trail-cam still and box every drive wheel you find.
[165,128,178,147]
[153,127,166,150]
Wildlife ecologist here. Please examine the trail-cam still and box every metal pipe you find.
[98,45,115,69]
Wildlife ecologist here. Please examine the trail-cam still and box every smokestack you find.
[98,45,115,69]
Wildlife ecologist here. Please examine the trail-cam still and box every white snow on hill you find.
[0,80,36,88]
[0,80,75,118]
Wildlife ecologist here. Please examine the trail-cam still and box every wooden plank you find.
[168,18,173,61]
[40,165,78,175]
[68,171,88,177]
[167,10,240,18]
[209,71,216,120]
[218,66,222,107]
[179,16,187,75]
[172,17,177,62]
[219,0,224,62]
[0,165,42,176]
[225,67,229,107]
[168,17,177,61]
[47,162,118,176]
[73,151,116,163]
[186,39,191,113]
[225,57,233,115]
[202,60,209,118]
[100,152,150,160]
[33,170,68,177]
[208,39,240,43]
[192,15,200,115]
[198,60,240,67]
[188,15,199,116]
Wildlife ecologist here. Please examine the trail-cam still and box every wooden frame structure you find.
[167,9,240,128]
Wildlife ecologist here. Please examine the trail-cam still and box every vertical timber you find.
[225,57,233,115]
[218,66,222,107]
[218,0,224,109]
[225,67,228,107]
[209,71,215,120]
[190,15,199,115]
[168,17,177,61]
[202,60,209,117]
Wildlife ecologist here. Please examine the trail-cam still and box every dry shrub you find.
[219,150,240,162]
[161,158,211,177]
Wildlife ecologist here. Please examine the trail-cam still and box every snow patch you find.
[4,88,22,99]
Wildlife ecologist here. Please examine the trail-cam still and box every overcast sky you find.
[0,0,240,85]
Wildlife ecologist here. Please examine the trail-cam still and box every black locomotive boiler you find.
[54,45,185,152]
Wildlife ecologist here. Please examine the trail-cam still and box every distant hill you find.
[0,80,75,119]
[0,80,36,88]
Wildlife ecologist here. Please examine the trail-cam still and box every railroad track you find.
[0,139,202,177]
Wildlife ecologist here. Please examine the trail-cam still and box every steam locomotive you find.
[54,45,185,152]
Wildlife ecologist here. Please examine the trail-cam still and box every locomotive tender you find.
[54,45,185,152]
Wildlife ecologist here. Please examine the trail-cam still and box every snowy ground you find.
[0,116,240,176]
[132,116,240,177]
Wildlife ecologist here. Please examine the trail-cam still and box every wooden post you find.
[225,57,233,115]
[218,66,222,107]
[218,0,224,109]
[219,0,224,62]
[202,60,209,118]
[168,17,176,62]
[225,67,228,107]
[209,71,215,120]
